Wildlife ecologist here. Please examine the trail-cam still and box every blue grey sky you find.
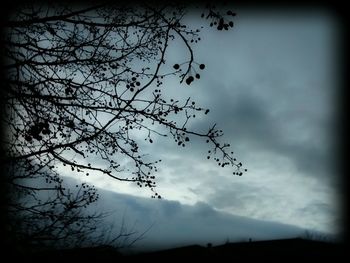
[58,7,342,248]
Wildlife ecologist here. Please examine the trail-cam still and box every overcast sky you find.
[59,7,342,248]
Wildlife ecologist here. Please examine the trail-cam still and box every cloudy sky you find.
[59,6,343,249]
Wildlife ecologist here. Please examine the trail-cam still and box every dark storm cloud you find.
[178,9,339,183]
[148,57,335,184]
[186,71,336,180]
[138,10,336,185]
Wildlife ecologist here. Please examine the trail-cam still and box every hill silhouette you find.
[8,238,344,261]
[130,238,344,260]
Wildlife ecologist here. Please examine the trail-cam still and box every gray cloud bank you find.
[69,177,308,252]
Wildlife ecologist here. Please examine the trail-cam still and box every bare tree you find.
[302,230,337,243]
[1,2,245,251]
[5,160,150,252]
[6,166,101,250]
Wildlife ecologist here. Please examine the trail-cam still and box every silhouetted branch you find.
[2,2,245,251]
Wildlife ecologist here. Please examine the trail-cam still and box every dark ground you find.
[4,238,346,262]
[129,238,345,260]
